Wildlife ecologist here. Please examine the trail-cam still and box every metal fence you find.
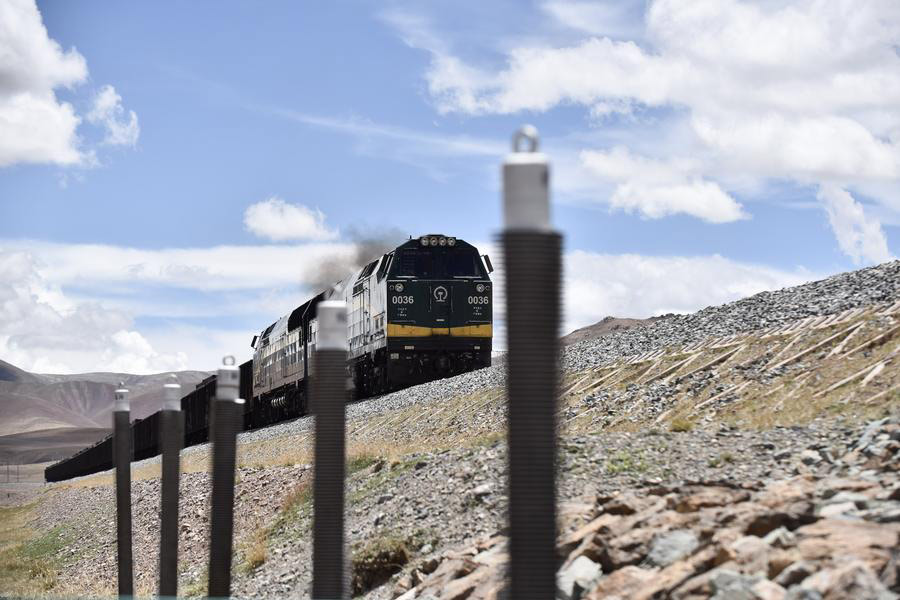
[107,126,559,599]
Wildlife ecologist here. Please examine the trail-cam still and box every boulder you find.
[646,530,701,567]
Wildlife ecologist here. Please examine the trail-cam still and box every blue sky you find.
[1,0,899,373]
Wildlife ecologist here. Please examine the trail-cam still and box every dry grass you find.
[351,534,410,595]
[242,528,268,573]
[0,503,63,596]
[669,417,695,432]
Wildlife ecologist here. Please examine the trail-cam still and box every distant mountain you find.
[561,315,665,346]
[0,360,210,462]
[0,358,42,384]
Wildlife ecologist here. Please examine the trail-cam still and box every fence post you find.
[502,125,561,599]
[312,300,349,599]
[114,383,134,598]
[208,357,244,598]
[159,374,183,598]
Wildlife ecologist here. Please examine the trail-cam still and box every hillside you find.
[0,363,209,462]
[561,316,663,346]
[3,259,900,598]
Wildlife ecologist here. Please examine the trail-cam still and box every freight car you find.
[44,234,493,482]
[44,360,253,482]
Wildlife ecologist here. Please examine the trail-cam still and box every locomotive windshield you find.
[395,247,485,278]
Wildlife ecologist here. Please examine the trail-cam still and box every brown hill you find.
[0,360,209,462]
[561,315,664,346]
[0,358,42,384]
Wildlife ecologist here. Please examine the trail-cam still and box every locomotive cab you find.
[382,234,493,389]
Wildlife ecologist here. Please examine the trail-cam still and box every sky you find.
[1,0,899,374]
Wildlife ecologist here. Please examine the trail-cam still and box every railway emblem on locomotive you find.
[433,285,448,302]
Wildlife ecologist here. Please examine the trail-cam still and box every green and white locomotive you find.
[250,234,493,423]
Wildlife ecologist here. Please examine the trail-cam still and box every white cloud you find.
[817,185,893,265]
[0,0,87,166]
[563,251,814,335]
[541,1,645,40]
[580,147,747,222]
[243,197,339,242]
[0,0,139,167]
[4,239,354,291]
[267,109,505,180]
[0,249,186,374]
[390,0,900,262]
[87,84,140,147]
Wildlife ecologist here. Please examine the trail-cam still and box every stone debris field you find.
[2,260,900,599]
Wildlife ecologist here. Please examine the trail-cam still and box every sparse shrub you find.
[606,450,649,475]
[281,481,313,516]
[347,452,381,474]
[669,417,694,432]
[351,535,409,595]
[242,529,267,572]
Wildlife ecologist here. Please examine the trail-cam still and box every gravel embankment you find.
[30,416,899,598]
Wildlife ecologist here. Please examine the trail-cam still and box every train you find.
[44,234,493,482]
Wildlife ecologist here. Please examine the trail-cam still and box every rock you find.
[716,535,771,576]
[646,530,700,567]
[557,555,602,600]
[471,483,492,498]
[585,565,656,599]
[752,579,788,600]
[676,488,750,513]
[784,588,824,600]
[709,569,763,600]
[763,527,797,549]
[800,450,823,466]
[603,493,645,515]
[795,519,900,573]
[768,549,802,579]
[825,491,870,508]
[420,556,440,574]
[774,560,816,587]
[817,501,858,518]
[796,558,895,600]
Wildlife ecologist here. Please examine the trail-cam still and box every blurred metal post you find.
[113,383,134,598]
[312,300,349,600]
[502,125,561,599]
[208,357,244,599]
[159,374,183,598]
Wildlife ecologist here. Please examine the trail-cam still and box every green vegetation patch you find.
[0,508,68,595]
[351,534,410,595]
[606,450,649,475]
[348,453,382,475]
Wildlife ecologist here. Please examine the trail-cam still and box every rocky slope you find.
[3,260,900,599]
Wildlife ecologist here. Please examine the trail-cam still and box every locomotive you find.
[250,234,493,420]
[45,234,493,482]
